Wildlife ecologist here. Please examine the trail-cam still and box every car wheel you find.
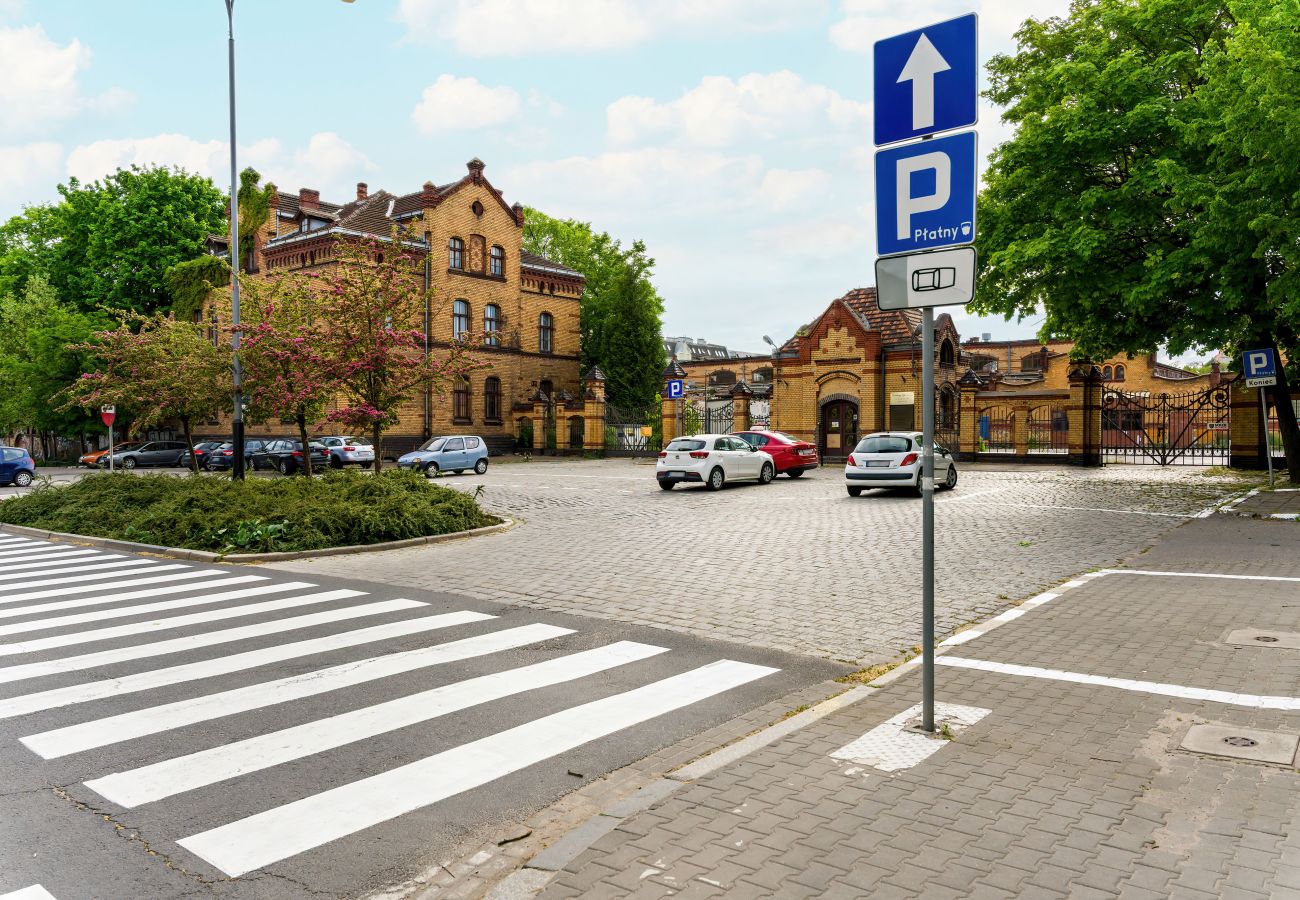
[423,462,439,478]
[944,465,958,490]
[659,480,675,491]
[707,467,725,491]
[759,462,775,484]
[474,458,488,475]
[275,459,288,475]
[202,460,215,472]
[847,486,862,497]
[787,469,805,478]
[14,471,33,487]
[330,456,343,470]
[122,457,137,470]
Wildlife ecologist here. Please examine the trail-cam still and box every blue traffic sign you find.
[875,130,977,257]
[666,379,684,399]
[1244,347,1278,387]
[874,13,978,146]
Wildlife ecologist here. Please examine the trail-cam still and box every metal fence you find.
[1100,386,1230,465]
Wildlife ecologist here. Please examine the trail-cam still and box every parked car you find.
[844,432,957,497]
[396,435,489,476]
[98,440,188,470]
[251,438,331,475]
[316,435,376,468]
[0,446,36,487]
[180,439,228,471]
[732,430,819,477]
[78,441,144,468]
[656,434,775,491]
[205,439,273,471]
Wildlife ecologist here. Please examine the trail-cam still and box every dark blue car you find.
[0,446,36,487]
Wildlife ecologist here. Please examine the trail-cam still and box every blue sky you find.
[0,0,1073,352]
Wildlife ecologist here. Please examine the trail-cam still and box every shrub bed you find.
[0,469,499,554]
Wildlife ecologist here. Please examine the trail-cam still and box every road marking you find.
[1101,568,1300,583]
[89,641,670,808]
[0,582,313,637]
[177,659,777,877]
[0,886,58,900]
[0,551,118,572]
[975,501,1192,519]
[936,656,1300,709]
[0,576,268,622]
[0,546,102,562]
[831,702,990,772]
[0,570,218,605]
[0,561,175,589]
[0,592,397,685]
[0,611,494,720]
[0,590,354,656]
[23,623,574,759]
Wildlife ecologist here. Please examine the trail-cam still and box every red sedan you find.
[732,430,819,477]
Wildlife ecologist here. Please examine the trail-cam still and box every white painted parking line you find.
[0,570,220,605]
[1101,568,1300,583]
[0,886,58,900]
[0,592,396,685]
[936,656,1300,709]
[977,502,1192,519]
[0,590,357,656]
[0,610,494,720]
[89,641,670,808]
[0,576,267,622]
[177,659,777,877]
[0,561,174,589]
[23,623,573,759]
[0,551,118,573]
[0,582,312,638]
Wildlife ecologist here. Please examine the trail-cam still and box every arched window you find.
[538,312,554,354]
[484,376,502,422]
[448,236,464,270]
[940,340,956,367]
[490,245,505,277]
[453,376,471,422]
[484,303,500,346]
[453,299,470,340]
[1114,364,1126,382]
[1102,365,1113,381]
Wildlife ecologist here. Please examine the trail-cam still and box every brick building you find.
[961,337,1215,393]
[769,288,962,460]
[200,159,584,455]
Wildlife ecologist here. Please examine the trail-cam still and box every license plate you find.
[668,471,685,478]
[867,460,890,467]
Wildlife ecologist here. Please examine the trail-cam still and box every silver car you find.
[844,432,957,496]
[396,435,490,476]
[316,436,376,468]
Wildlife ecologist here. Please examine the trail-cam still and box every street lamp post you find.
[762,334,778,429]
[224,0,245,480]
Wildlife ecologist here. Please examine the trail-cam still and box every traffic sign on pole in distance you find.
[875,246,976,310]
[875,130,977,257]
[874,13,978,146]
[99,405,116,428]
[666,379,684,400]
[1244,348,1278,388]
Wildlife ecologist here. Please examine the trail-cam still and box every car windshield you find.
[347,437,373,446]
[855,436,912,454]
[419,438,446,452]
[666,438,706,452]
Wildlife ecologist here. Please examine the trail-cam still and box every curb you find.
[0,517,515,564]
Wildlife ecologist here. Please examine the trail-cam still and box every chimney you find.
[299,188,320,211]
[421,180,439,206]
[356,182,368,201]
[511,201,524,226]
[467,158,486,182]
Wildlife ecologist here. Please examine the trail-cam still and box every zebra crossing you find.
[0,533,787,893]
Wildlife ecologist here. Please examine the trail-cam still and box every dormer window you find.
[449,236,464,270]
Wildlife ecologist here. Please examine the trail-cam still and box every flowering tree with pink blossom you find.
[311,233,484,470]
[59,312,231,471]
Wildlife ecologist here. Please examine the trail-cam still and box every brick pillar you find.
[661,393,678,444]
[730,381,752,432]
[1012,400,1029,457]
[1067,362,1102,466]
[532,400,547,453]
[1230,380,1265,469]
[584,368,607,456]
[958,378,980,460]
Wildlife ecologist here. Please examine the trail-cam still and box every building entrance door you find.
[820,399,859,461]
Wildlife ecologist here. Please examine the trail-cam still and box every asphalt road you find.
[0,534,841,900]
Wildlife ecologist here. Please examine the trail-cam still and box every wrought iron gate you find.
[604,401,659,457]
[1100,386,1230,465]
[703,397,734,434]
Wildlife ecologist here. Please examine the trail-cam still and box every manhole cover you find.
[1255,636,1280,643]
[1224,736,1259,748]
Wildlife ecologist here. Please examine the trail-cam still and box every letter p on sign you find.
[896,152,950,240]
[1247,351,1270,375]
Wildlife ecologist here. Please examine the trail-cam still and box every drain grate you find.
[1224,736,1259,748]
[1180,723,1298,765]
[1255,636,1280,643]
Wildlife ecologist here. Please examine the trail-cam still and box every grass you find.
[837,645,923,685]
[0,468,499,554]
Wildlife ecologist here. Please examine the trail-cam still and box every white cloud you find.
[608,71,868,148]
[759,168,833,211]
[0,141,62,209]
[0,25,130,135]
[829,0,1071,56]
[411,75,522,134]
[397,0,820,56]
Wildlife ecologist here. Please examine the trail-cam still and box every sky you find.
[0,0,1075,354]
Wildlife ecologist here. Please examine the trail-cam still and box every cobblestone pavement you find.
[541,514,1300,899]
[270,460,1252,666]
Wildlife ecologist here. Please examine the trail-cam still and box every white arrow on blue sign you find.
[874,13,978,146]
[875,130,977,257]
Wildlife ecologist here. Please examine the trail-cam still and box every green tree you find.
[975,0,1300,479]
[0,205,60,299]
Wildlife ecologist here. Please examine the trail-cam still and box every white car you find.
[317,436,376,468]
[844,431,958,497]
[656,434,775,491]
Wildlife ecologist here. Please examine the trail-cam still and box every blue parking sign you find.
[666,379,684,399]
[1244,348,1277,388]
[874,13,978,146]
[875,131,977,256]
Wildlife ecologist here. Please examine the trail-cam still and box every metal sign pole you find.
[1261,388,1275,488]
[108,422,114,473]
[921,307,936,732]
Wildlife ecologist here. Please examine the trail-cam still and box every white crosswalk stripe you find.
[0,551,120,572]
[0,547,106,563]
[0,886,58,900]
[0,540,77,554]
[0,581,312,638]
[0,569,224,605]
[0,561,175,590]
[0,575,268,621]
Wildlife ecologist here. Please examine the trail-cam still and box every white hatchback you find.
[656,434,775,491]
[844,431,958,497]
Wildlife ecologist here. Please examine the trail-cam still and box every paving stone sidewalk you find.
[541,514,1300,899]
[1228,486,1300,520]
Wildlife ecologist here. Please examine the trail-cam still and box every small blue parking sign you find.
[666,379,684,399]
[875,130,977,257]
[1244,348,1277,388]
